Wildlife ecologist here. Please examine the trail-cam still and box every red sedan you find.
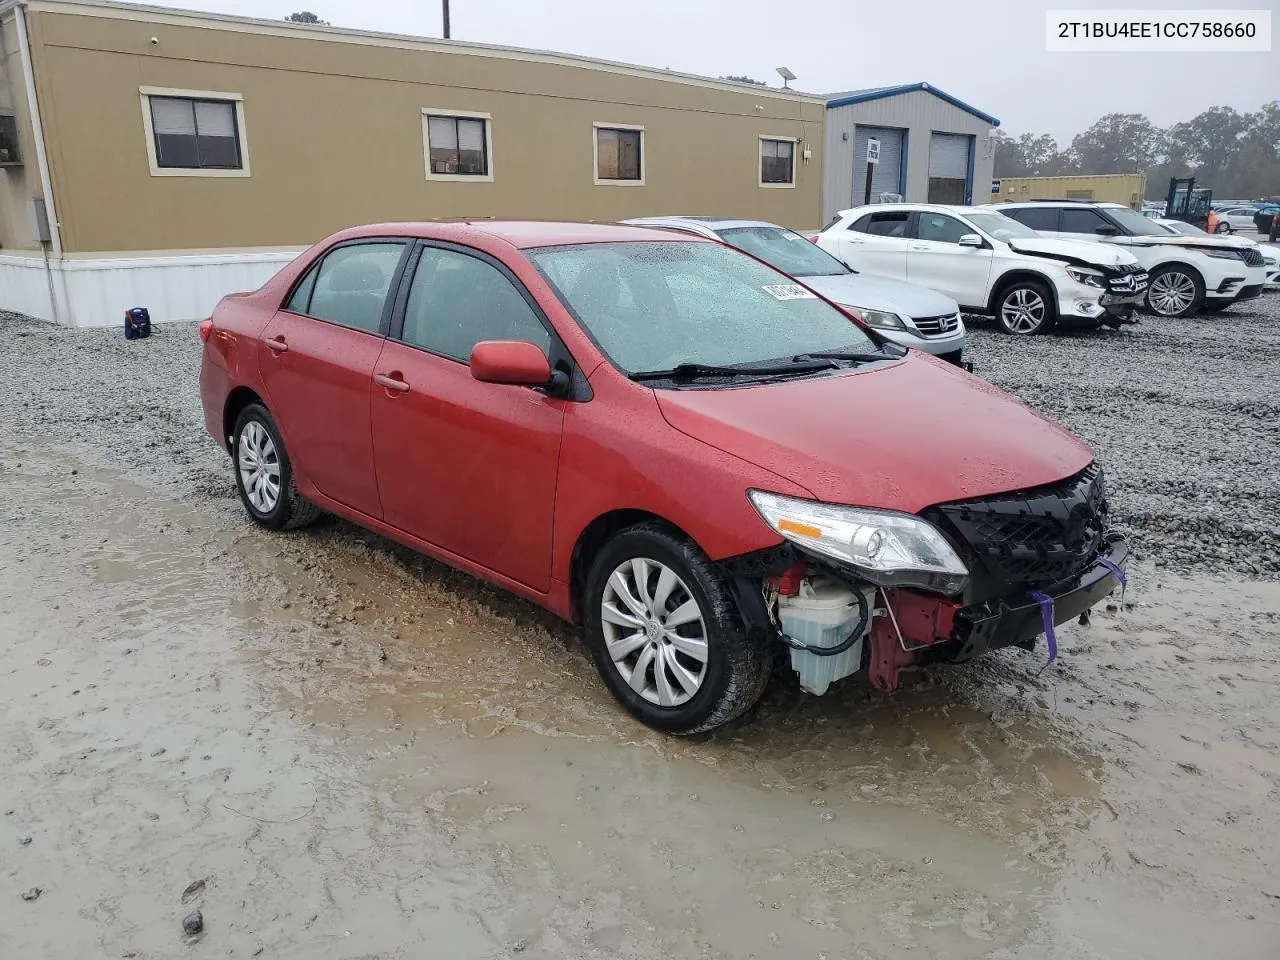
[200,221,1127,733]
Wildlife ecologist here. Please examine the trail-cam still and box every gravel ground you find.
[3,301,1279,958]
[3,293,1277,578]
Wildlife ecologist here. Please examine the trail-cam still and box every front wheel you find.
[232,404,321,530]
[995,280,1057,335]
[583,522,772,735]
[1145,266,1204,318]
[1214,223,1231,234]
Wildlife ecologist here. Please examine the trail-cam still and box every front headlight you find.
[748,490,969,594]
[1206,248,1244,260]
[1065,266,1105,288]
[849,307,906,331]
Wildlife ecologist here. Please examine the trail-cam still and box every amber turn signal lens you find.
[778,518,822,539]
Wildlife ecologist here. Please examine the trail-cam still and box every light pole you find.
[442,0,451,38]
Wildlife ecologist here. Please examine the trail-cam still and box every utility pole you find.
[442,0,451,38]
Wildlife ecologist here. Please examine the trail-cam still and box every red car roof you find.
[327,220,703,249]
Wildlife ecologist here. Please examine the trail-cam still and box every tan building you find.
[989,174,1148,210]
[0,0,825,326]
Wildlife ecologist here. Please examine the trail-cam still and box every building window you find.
[0,115,21,165]
[423,110,493,181]
[594,124,644,185]
[759,137,796,187]
[139,87,249,178]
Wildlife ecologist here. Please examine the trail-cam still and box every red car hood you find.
[655,356,1093,513]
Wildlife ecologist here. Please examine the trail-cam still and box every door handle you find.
[266,336,288,353]
[374,373,410,393]
[909,243,929,250]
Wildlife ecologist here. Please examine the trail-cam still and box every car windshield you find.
[964,212,1042,241]
[527,241,878,378]
[1104,206,1172,236]
[715,226,850,278]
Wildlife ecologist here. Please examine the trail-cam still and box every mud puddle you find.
[1,441,1278,959]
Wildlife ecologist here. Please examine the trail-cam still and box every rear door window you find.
[293,242,407,334]
[1004,207,1060,231]
[852,211,911,237]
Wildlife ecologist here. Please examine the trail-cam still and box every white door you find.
[824,209,912,279]
[851,127,904,204]
[906,211,994,307]
[927,133,971,204]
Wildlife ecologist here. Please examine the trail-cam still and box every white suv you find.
[997,201,1268,318]
[816,204,1148,335]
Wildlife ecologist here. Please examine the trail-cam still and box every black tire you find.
[231,403,321,530]
[1214,223,1231,234]
[1144,265,1204,318]
[994,279,1058,335]
[583,521,772,735]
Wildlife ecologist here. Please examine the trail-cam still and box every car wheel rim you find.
[1149,272,1195,315]
[237,421,282,513]
[601,557,708,707]
[1001,288,1046,333]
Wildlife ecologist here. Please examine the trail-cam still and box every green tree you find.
[720,75,766,86]
[285,11,328,24]
[991,130,1028,177]
[1165,106,1248,184]
[1068,113,1165,174]
[993,130,1066,177]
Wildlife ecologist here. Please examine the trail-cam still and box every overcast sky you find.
[145,0,1278,144]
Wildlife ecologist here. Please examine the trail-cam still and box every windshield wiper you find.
[791,349,894,364]
[629,359,836,382]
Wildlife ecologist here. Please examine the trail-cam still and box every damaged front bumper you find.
[933,534,1129,664]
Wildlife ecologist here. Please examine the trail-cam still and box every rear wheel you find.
[232,404,321,530]
[583,522,771,735]
[1214,222,1231,234]
[1145,265,1204,318]
[995,280,1057,335]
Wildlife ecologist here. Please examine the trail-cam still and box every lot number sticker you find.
[762,284,818,301]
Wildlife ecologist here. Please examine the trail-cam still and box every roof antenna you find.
[442,0,451,39]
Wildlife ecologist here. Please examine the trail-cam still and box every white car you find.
[1155,220,1280,292]
[1214,206,1264,234]
[998,201,1268,318]
[815,204,1148,336]
[623,216,966,361]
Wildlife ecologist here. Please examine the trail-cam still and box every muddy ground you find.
[1,303,1279,959]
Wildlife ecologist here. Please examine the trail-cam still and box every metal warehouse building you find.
[822,83,999,223]
[0,0,825,327]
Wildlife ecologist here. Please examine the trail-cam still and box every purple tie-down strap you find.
[1027,590,1058,663]
[1095,556,1127,601]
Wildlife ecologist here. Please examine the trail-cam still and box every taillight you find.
[199,319,214,342]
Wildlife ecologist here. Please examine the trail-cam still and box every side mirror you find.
[1095,225,1119,236]
[958,234,983,248]
[470,340,557,389]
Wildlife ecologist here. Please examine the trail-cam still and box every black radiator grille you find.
[929,467,1108,588]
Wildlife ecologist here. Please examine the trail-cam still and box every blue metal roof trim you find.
[825,82,1000,127]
